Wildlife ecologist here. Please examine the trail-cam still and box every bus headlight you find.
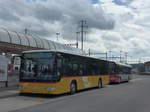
[46,87,56,91]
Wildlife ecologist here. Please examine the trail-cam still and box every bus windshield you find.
[20,52,58,82]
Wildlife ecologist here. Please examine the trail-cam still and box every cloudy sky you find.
[0,0,150,62]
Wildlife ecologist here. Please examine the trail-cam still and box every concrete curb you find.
[0,87,19,99]
[0,93,19,99]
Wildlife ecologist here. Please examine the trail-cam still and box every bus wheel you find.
[98,79,103,88]
[70,82,77,95]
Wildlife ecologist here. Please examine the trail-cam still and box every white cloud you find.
[0,0,114,38]
[90,0,150,62]
[0,0,150,62]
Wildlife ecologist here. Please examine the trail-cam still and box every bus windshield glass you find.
[20,52,58,82]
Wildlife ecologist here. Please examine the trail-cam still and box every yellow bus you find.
[19,50,110,95]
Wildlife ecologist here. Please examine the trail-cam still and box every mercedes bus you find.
[19,50,110,95]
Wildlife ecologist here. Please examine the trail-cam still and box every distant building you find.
[144,61,150,72]
[131,63,145,73]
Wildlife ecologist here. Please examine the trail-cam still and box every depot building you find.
[144,61,150,72]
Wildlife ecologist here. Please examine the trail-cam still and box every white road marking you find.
[131,78,147,82]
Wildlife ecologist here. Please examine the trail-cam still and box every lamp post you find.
[120,50,122,62]
[109,50,112,61]
[56,32,60,41]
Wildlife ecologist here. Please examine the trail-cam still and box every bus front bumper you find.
[19,82,63,95]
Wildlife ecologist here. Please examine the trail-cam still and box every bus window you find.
[85,59,92,75]
[20,52,58,82]
[100,61,108,75]
[62,54,72,76]
[56,53,63,77]
[78,64,83,75]
[71,56,79,76]
[72,63,78,76]
[108,62,115,74]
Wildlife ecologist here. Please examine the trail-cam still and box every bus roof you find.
[23,49,85,55]
[115,62,132,68]
[23,49,108,62]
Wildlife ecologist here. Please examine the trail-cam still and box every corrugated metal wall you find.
[0,29,83,54]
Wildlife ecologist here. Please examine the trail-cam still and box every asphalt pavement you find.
[9,75,150,112]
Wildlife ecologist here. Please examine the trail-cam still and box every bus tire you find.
[70,81,77,95]
[98,79,103,88]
